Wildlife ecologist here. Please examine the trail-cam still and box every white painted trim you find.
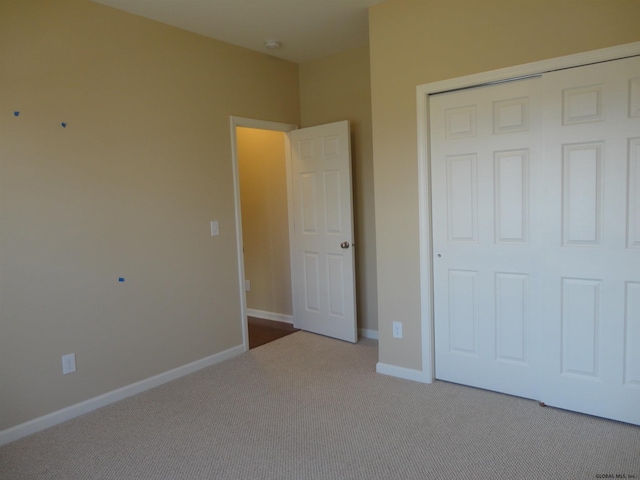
[376,362,431,383]
[0,345,245,447]
[229,117,298,348]
[418,42,640,97]
[246,308,294,324]
[415,42,640,387]
[359,328,379,340]
[284,132,298,329]
[417,71,435,384]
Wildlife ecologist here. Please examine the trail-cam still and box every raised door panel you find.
[561,278,601,378]
[323,170,342,235]
[300,172,319,234]
[494,97,530,134]
[494,150,529,244]
[628,138,640,248]
[495,273,529,365]
[327,254,346,317]
[448,270,479,355]
[630,78,640,117]
[562,84,604,125]
[562,143,603,246]
[447,154,478,243]
[303,252,321,313]
[624,282,640,387]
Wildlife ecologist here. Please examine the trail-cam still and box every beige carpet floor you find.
[1,331,639,479]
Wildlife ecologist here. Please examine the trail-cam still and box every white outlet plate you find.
[210,220,220,236]
[392,321,403,339]
[62,353,76,375]
[245,280,251,291]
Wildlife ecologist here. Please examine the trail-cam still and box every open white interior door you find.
[288,121,357,343]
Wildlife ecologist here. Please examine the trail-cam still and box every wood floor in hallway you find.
[248,316,299,349]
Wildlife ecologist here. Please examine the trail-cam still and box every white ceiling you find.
[91,0,384,63]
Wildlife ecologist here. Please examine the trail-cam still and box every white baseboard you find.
[376,362,432,384]
[246,309,294,324]
[246,310,376,341]
[0,344,245,447]
[359,328,379,340]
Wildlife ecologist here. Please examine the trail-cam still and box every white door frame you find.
[230,116,297,351]
[416,42,640,384]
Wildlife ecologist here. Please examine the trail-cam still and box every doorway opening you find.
[230,117,298,350]
[231,117,359,347]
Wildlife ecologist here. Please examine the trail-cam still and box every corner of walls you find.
[0,0,300,432]
[298,45,378,336]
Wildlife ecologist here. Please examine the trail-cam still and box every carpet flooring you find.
[1,332,638,479]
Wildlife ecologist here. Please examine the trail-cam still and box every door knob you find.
[340,241,350,249]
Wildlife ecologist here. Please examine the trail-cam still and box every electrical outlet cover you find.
[62,353,76,375]
[392,321,403,339]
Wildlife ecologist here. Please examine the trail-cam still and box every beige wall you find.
[237,127,292,316]
[0,0,299,430]
[299,46,378,333]
[369,0,640,369]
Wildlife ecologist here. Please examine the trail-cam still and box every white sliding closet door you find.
[431,77,544,401]
[537,56,640,423]
[430,55,640,425]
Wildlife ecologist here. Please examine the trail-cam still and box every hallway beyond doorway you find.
[248,317,299,349]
